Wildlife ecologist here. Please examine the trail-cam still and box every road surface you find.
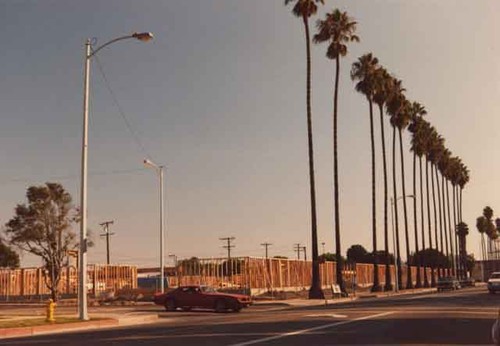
[1,286,496,345]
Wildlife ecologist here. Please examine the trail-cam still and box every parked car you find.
[459,277,475,287]
[153,285,252,312]
[488,272,500,294]
[437,276,460,291]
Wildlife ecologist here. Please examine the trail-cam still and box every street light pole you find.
[390,197,398,293]
[78,32,153,321]
[144,159,166,294]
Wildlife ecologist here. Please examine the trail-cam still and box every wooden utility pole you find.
[294,243,302,260]
[99,221,115,265]
[220,237,235,260]
[302,246,307,261]
[261,242,272,260]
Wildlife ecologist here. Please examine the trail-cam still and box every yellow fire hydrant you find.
[46,299,56,322]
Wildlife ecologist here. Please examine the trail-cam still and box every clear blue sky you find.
[0,0,498,267]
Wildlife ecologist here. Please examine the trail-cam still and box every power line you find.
[92,52,153,160]
[0,168,147,185]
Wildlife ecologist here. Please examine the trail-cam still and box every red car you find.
[153,285,252,312]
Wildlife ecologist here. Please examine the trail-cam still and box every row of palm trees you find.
[476,207,500,261]
[286,0,471,297]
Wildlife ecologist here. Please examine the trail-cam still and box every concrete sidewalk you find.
[0,313,158,339]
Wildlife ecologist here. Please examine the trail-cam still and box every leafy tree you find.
[346,244,368,263]
[273,256,288,259]
[0,240,20,268]
[465,253,475,274]
[364,251,395,265]
[319,252,345,264]
[314,8,358,295]
[409,248,449,269]
[285,0,324,300]
[4,183,79,301]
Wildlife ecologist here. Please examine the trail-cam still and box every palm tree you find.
[386,77,406,289]
[351,53,382,292]
[285,0,325,299]
[373,67,394,291]
[428,130,444,277]
[313,7,358,295]
[423,123,437,286]
[483,206,495,261]
[408,104,427,287]
[438,149,453,276]
[476,215,488,262]
[390,98,413,289]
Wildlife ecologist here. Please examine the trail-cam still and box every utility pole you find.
[220,237,235,260]
[294,243,302,260]
[302,246,307,261]
[99,221,115,265]
[261,243,272,260]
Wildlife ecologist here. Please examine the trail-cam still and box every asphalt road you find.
[1,286,497,345]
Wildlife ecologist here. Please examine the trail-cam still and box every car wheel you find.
[165,299,177,311]
[215,300,227,313]
[233,305,242,313]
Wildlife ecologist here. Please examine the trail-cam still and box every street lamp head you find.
[132,32,154,42]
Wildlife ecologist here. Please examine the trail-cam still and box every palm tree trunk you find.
[302,15,323,299]
[398,129,412,289]
[446,180,455,277]
[379,105,391,291]
[413,152,422,288]
[435,165,444,277]
[426,158,436,286]
[441,174,451,275]
[369,99,380,292]
[420,156,429,287]
[392,126,403,290]
[332,46,344,295]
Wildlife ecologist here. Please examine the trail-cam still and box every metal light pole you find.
[78,32,153,321]
[390,197,399,292]
[144,159,166,294]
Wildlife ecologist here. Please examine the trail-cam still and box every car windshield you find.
[200,286,217,293]
[490,273,500,279]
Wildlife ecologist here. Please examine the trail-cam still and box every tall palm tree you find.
[386,78,407,289]
[428,130,444,277]
[483,206,494,261]
[408,105,427,287]
[476,216,488,262]
[391,98,413,289]
[285,0,325,299]
[438,149,454,276]
[423,123,437,286]
[313,7,359,295]
[373,67,394,291]
[351,53,382,292]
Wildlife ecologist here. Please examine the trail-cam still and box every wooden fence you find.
[0,265,137,300]
[163,257,437,293]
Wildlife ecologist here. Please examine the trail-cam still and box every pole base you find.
[308,285,325,299]
[370,284,382,292]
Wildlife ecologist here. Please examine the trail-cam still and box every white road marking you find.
[305,313,348,318]
[229,311,394,346]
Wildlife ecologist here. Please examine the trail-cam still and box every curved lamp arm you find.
[89,32,153,58]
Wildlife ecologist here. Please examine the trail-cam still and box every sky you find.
[0,0,498,268]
